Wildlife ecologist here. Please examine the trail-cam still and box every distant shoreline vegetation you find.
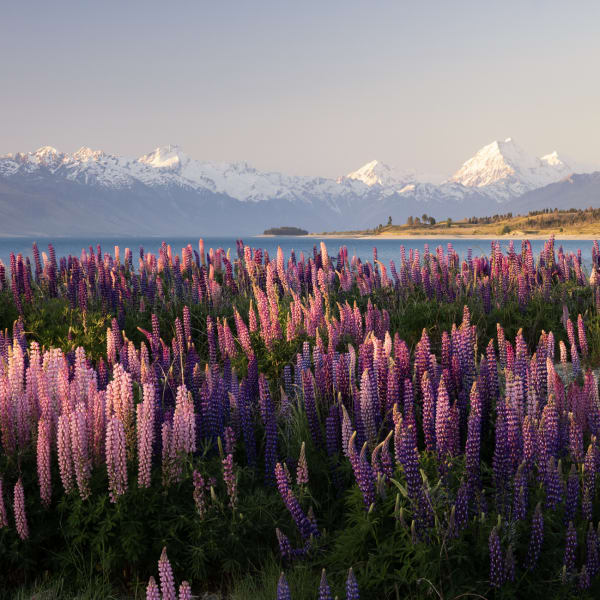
[263,226,308,236]
[313,206,600,237]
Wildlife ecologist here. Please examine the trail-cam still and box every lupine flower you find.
[296,441,309,487]
[222,453,237,509]
[178,582,192,600]
[192,470,207,517]
[563,521,577,574]
[146,576,160,600]
[36,417,52,506]
[346,567,360,600]
[318,568,333,600]
[489,526,504,587]
[14,478,28,540]
[0,479,8,528]
[106,415,128,502]
[526,503,544,570]
[158,547,176,600]
[586,522,599,577]
[137,383,155,488]
[277,572,291,600]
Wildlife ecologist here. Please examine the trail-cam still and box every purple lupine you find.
[348,432,376,509]
[489,526,504,587]
[13,478,28,540]
[276,528,293,561]
[277,573,291,600]
[346,567,360,600]
[563,521,577,574]
[543,456,563,510]
[274,462,319,540]
[526,503,544,570]
[302,370,322,448]
[586,522,599,577]
[564,464,579,524]
[158,547,176,600]
[318,569,333,600]
[504,546,515,583]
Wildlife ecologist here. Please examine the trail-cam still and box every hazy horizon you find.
[2,0,599,178]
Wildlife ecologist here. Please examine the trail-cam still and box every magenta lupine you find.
[172,384,196,457]
[222,453,237,509]
[192,470,207,517]
[158,547,176,600]
[421,371,436,452]
[146,576,160,600]
[106,415,128,502]
[36,417,52,506]
[0,479,8,528]
[577,314,588,358]
[346,567,360,600]
[277,572,291,600]
[14,478,28,540]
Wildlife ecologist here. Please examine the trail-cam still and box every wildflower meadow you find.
[1,237,600,599]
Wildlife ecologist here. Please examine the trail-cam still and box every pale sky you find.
[1,0,599,179]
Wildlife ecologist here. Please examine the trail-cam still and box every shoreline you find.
[303,232,598,240]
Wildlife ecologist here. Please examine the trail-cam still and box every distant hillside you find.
[315,206,600,238]
[263,226,308,235]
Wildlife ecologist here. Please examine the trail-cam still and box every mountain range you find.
[0,138,598,236]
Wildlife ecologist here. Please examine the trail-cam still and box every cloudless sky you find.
[1,0,599,179]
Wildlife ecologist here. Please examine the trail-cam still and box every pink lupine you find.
[137,383,155,488]
[158,547,176,600]
[106,415,128,502]
[178,582,192,600]
[0,479,8,528]
[36,417,52,506]
[14,478,28,540]
[71,403,91,500]
[296,441,309,487]
[172,384,196,457]
[146,576,160,600]
[57,413,75,494]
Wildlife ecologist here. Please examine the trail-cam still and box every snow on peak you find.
[343,159,416,188]
[448,138,581,198]
[137,145,189,170]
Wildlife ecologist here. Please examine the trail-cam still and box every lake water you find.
[0,236,597,270]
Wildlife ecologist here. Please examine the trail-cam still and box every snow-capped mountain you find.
[447,138,586,199]
[340,160,417,190]
[0,139,598,236]
[0,144,370,206]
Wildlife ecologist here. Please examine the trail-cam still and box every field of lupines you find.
[2,237,600,598]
